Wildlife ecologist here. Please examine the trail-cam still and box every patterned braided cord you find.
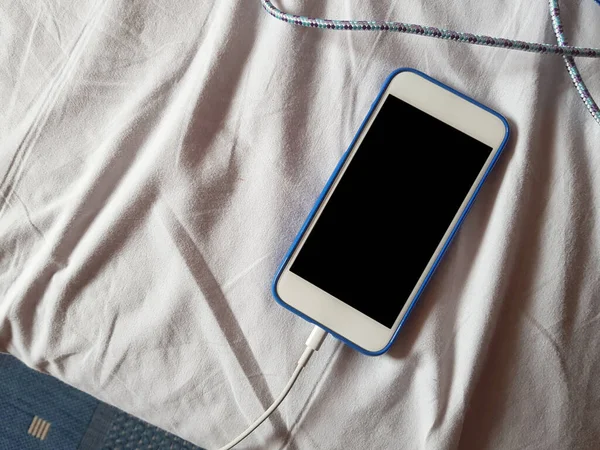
[261,0,600,125]
[549,0,599,125]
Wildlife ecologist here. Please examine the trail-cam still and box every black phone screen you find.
[290,95,493,328]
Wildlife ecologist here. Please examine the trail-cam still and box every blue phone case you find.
[272,68,510,356]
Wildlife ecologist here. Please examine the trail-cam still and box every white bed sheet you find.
[2,0,600,448]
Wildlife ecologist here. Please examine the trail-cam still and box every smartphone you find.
[273,68,509,355]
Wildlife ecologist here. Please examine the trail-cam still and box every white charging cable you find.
[218,326,328,450]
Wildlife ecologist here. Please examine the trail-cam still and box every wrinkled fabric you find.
[1,0,600,448]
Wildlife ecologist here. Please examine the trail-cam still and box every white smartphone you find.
[273,68,509,355]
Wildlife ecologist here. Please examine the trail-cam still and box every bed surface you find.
[2,0,600,448]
